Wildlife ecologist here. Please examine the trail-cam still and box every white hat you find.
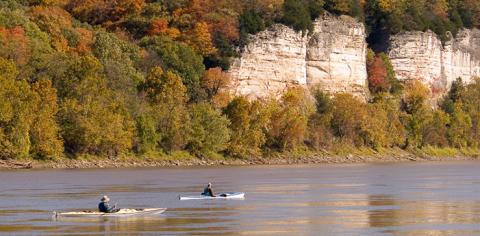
[101,195,110,202]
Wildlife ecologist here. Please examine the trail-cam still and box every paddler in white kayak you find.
[98,195,119,213]
[201,183,229,197]
[179,184,244,200]
[202,183,216,197]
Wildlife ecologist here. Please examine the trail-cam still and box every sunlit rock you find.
[229,14,368,99]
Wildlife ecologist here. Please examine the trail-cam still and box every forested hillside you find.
[1,0,480,161]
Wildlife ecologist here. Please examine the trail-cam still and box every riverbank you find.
[1,147,479,169]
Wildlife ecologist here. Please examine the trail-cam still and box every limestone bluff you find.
[228,13,480,99]
[228,14,368,99]
[389,29,480,96]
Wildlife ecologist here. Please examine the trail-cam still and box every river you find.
[1,161,480,235]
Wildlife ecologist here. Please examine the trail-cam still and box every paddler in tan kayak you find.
[98,195,119,213]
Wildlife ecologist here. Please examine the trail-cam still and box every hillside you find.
[1,0,480,162]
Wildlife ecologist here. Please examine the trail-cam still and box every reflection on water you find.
[1,162,480,235]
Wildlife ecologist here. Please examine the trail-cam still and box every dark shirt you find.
[202,187,215,197]
[98,202,116,213]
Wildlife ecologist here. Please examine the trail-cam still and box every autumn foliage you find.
[2,0,480,161]
[368,56,388,92]
[148,18,169,36]
[0,27,30,65]
[68,0,145,26]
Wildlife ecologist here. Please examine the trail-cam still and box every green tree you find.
[59,74,135,157]
[93,31,143,94]
[204,32,236,70]
[135,111,159,154]
[324,0,360,17]
[423,110,450,147]
[142,67,190,152]
[239,8,265,46]
[45,54,104,99]
[306,0,326,19]
[440,77,464,115]
[379,52,402,94]
[313,90,332,114]
[240,9,265,35]
[308,90,334,150]
[140,36,205,101]
[281,0,314,34]
[447,104,472,148]
[455,77,480,146]
[187,103,231,157]
[0,0,23,10]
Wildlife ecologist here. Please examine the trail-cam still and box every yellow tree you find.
[377,0,395,13]
[202,67,230,100]
[181,0,240,41]
[29,6,72,52]
[69,0,145,25]
[430,0,449,20]
[331,93,369,146]
[402,80,432,147]
[185,22,217,56]
[30,78,64,159]
[224,97,268,158]
[0,58,37,159]
[57,56,135,156]
[266,87,315,150]
[60,75,135,156]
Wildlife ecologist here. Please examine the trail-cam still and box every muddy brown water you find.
[1,161,480,235]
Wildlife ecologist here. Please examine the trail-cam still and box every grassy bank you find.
[1,147,479,170]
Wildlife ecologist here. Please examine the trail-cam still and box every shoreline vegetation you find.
[3,1,480,169]
[2,147,479,169]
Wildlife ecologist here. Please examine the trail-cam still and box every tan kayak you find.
[54,208,167,217]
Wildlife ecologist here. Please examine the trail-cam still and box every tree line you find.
[1,0,480,160]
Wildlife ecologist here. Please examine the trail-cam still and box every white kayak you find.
[179,192,245,200]
[54,208,167,218]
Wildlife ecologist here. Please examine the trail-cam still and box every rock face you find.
[388,29,480,93]
[307,16,367,96]
[229,14,368,99]
[228,24,307,98]
[229,13,480,100]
